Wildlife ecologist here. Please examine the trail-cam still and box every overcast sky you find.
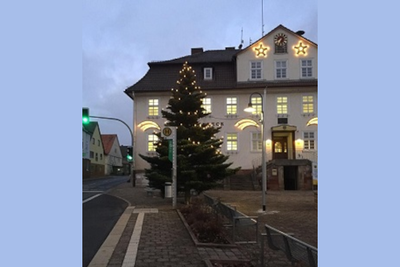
[82,0,318,146]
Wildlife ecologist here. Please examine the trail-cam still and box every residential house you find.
[82,127,91,178]
[82,121,105,177]
[101,134,123,175]
[124,25,317,190]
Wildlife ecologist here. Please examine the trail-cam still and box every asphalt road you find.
[83,193,128,267]
[82,176,130,267]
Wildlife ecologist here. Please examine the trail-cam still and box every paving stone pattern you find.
[102,175,316,267]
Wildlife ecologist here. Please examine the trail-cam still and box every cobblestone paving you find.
[103,176,317,267]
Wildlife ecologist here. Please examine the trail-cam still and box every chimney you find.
[191,48,203,55]
[225,47,235,50]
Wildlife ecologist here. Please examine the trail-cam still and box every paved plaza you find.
[87,175,317,267]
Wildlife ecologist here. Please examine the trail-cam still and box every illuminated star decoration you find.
[294,42,308,55]
[254,43,268,57]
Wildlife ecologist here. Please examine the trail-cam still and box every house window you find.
[275,43,288,54]
[302,96,314,114]
[147,134,159,152]
[275,60,287,79]
[98,140,100,146]
[226,97,237,115]
[251,132,262,151]
[204,67,213,80]
[277,97,288,114]
[226,133,238,151]
[100,154,103,160]
[250,61,262,80]
[250,96,262,115]
[201,97,212,113]
[95,152,98,161]
[303,132,315,150]
[90,151,94,159]
[148,99,159,116]
[92,138,95,144]
[301,60,313,78]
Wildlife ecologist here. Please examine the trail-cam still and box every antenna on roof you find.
[239,28,244,49]
[261,0,264,36]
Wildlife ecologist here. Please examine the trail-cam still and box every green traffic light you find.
[82,108,90,124]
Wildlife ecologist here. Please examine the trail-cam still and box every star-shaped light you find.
[254,43,268,57]
[294,42,308,55]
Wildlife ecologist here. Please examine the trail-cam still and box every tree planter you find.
[177,210,237,248]
[203,259,254,267]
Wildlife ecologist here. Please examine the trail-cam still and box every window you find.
[277,97,288,114]
[92,138,95,145]
[226,133,238,151]
[277,118,288,124]
[275,43,288,54]
[303,132,315,150]
[251,132,262,152]
[100,154,103,160]
[201,97,212,113]
[147,134,159,152]
[275,60,287,79]
[148,99,159,116]
[95,152,98,161]
[250,61,262,80]
[226,97,237,115]
[302,96,314,114]
[98,140,100,146]
[274,142,287,153]
[90,151,94,159]
[301,60,313,78]
[250,96,262,115]
[204,67,213,80]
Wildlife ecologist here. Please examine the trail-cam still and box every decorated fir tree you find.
[140,62,239,202]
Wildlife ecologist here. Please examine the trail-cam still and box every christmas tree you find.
[140,62,239,202]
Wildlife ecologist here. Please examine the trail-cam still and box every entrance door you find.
[273,138,288,159]
[284,166,298,190]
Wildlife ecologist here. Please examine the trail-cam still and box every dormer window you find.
[204,67,213,80]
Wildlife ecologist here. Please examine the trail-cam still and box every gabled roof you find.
[124,24,317,96]
[101,134,118,155]
[237,24,317,56]
[82,121,99,136]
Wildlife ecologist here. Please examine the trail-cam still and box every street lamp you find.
[245,88,267,212]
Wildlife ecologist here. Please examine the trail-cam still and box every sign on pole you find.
[162,127,177,208]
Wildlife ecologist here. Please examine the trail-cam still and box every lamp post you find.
[244,88,267,211]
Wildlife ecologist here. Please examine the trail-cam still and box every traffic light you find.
[126,146,133,161]
[82,108,90,124]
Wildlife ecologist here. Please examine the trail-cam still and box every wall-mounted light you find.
[293,41,308,56]
[295,139,304,150]
[265,139,272,147]
[253,43,268,57]
[138,121,161,131]
[306,117,318,126]
[234,119,259,130]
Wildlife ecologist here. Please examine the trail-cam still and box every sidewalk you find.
[88,174,316,267]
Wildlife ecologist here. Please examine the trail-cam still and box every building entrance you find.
[284,166,298,190]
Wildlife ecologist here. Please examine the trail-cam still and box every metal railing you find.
[261,224,317,267]
[203,194,258,243]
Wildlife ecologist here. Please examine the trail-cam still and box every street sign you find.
[168,140,173,161]
[161,127,176,139]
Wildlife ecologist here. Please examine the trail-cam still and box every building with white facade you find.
[125,25,317,190]
[101,134,123,175]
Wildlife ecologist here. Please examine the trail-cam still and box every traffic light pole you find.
[90,115,136,187]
